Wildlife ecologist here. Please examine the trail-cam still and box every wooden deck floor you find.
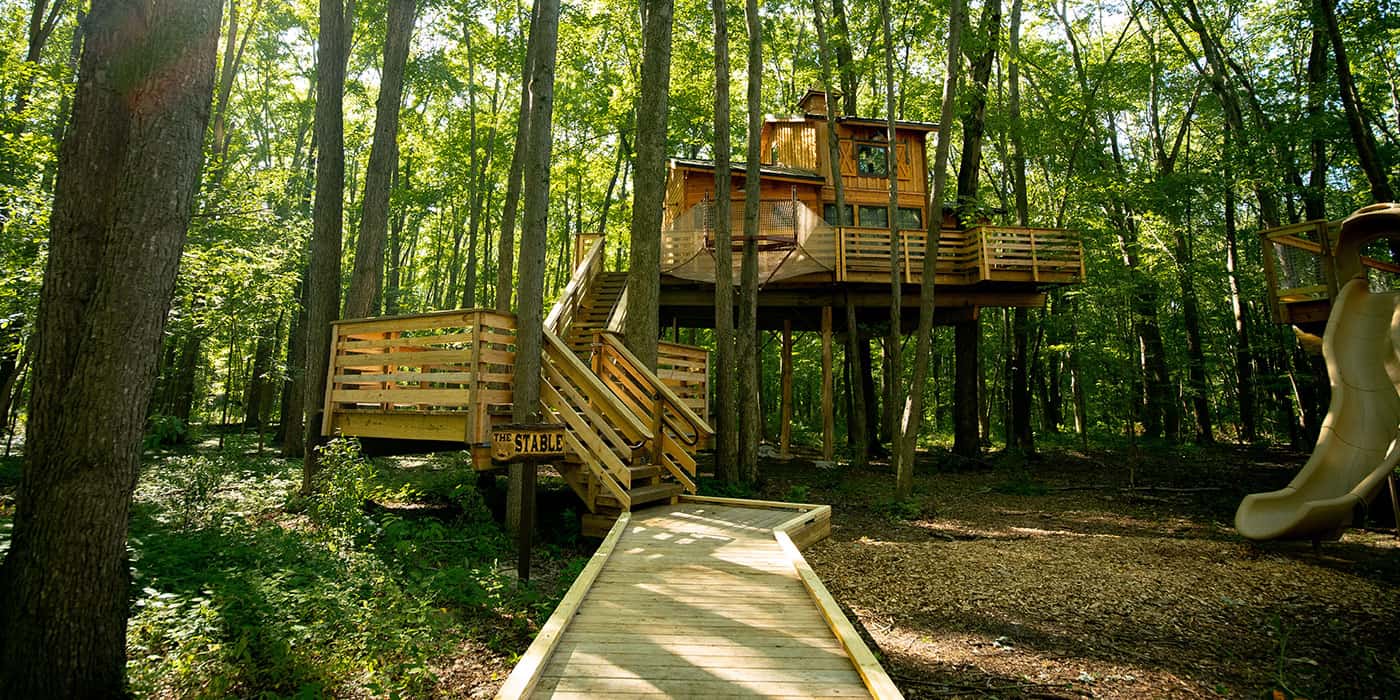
[498,500,899,699]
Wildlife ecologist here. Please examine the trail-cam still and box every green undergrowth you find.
[122,436,583,698]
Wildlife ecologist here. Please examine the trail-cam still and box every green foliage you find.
[991,475,1050,497]
[143,414,191,450]
[873,496,931,522]
[123,436,576,698]
[781,484,810,502]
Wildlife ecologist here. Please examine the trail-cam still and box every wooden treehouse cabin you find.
[1260,206,1400,347]
[318,91,1084,535]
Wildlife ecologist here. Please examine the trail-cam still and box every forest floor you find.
[1,433,1397,698]
[774,438,1400,700]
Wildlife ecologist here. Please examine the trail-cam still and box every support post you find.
[821,306,834,460]
[517,461,537,581]
[781,320,793,457]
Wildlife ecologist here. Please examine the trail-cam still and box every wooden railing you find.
[541,330,650,510]
[657,340,709,424]
[324,309,517,445]
[592,332,714,493]
[972,226,1084,283]
[832,225,1082,285]
[547,235,607,337]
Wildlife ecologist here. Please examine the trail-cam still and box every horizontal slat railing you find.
[972,226,1083,283]
[834,225,1083,285]
[324,309,517,446]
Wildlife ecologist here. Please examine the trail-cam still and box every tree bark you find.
[830,0,856,115]
[896,0,961,488]
[496,0,541,313]
[302,0,350,494]
[508,0,559,533]
[1223,136,1257,442]
[344,0,416,319]
[879,0,904,475]
[0,1,220,693]
[1006,0,1032,455]
[712,0,738,483]
[623,0,674,371]
[737,0,762,482]
[1319,0,1395,203]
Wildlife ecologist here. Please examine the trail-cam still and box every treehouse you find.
[1261,210,1400,346]
[318,91,1084,536]
[654,89,1083,331]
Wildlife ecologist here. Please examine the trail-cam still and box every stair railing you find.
[546,235,607,336]
[538,329,652,511]
[591,331,715,493]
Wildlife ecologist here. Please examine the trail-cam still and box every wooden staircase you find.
[564,271,626,358]
[544,238,713,536]
[321,236,712,538]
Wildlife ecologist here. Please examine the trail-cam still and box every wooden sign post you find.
[492,423,566,582]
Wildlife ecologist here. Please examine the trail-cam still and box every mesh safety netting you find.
[661,199,837,285]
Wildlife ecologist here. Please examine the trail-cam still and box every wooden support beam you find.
[821,307,834,461]
[780,320,793,457]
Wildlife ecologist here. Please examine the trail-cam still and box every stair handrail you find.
[604,285,628,334]
[596,331,715,444]
[542,329,652,446]
[546,235,608,336]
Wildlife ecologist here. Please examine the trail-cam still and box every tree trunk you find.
[894,0,961,488]
[737,0,762,482]
[0,1,219,694]
[1319,0,1395,203]
[279,274,307,453]
[302,0,350,494]
[623,0,674,371]
[508,0,560,533]
[1224,150,1257,442]
[879,0,903,474]
[952,318,979,458]
[495,0,541,313]
[712,0,738,483]
[1303,0,1328,221]
[344,0,416,319]
[1006,0,1032,455]
[242,323,274,428]
[830,0,856,115]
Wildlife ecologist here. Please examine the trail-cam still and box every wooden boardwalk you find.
[498,498,901,699]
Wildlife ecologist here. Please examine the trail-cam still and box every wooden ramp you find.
[498,497,902,699]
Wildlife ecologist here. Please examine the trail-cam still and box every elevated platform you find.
[497,497,901,699]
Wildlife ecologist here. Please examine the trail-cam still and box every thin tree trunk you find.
[279,273,307,453]
[712,0,738,483]
[344,0,416,319]
[1006,0,1032,455]
[879,0,903,472]
[495,0,542,313]
[1224,140,1257,442]
[894,0,960,487]
[0,1,219,693]
[737,0,762,482]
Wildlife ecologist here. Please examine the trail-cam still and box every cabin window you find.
[858,205,888,228]
[822,203,854,226]
[898,207,923,229]
[856,144,888,177]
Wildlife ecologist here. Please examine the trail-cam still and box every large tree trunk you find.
[949,0,999,458]
[0,1,220,694]
[344,0,416,319]
[302,0,350,494]
[507,0,560,533]
[1303,1,1328,221]
[1319,0,1395,203]
[623,0,674,370]
[712,0,738,483]
[495,0,541,313]
[736,0,762,483]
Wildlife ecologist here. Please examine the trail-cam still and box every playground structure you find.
[1241,203,1400,540]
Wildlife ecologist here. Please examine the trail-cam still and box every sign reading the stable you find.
[492,423,566,463]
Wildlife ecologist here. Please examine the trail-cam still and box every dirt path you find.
[756,444,1400,699]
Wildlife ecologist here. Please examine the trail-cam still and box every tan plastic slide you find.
[1235,277,1400,540]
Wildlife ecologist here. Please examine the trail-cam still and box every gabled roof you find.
[796,114,940,132]
[670,158,826,183]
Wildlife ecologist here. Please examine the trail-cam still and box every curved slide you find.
[1236,278,1400,540]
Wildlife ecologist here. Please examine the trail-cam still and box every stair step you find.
[597,481,683,509]
[628,464,662,481]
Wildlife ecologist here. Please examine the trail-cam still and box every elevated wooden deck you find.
[497,497,901,699]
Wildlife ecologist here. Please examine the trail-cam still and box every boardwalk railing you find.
[547,235,607,338]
